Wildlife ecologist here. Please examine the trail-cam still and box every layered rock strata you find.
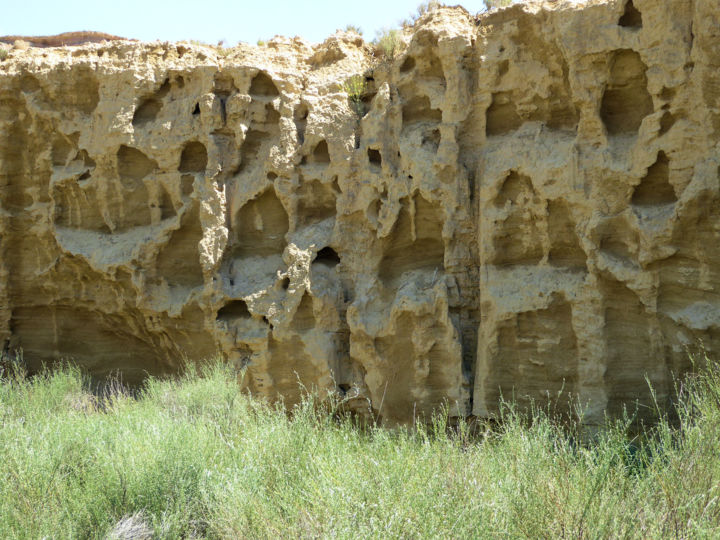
[1,0,718,424]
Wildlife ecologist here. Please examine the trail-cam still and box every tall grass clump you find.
[1,357,719,538]
[373,28,402,62]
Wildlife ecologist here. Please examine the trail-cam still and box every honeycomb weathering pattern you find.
[1,0,718,425]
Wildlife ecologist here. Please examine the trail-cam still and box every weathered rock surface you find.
[1,0,718,424]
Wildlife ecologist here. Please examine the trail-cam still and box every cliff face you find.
[1,0,718,424]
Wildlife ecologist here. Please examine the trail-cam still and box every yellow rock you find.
[0,0,717,424]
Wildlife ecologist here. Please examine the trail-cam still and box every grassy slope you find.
[1,361,719,539]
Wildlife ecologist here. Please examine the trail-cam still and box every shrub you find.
[412,1,444,23]
[0,48,8,61]
[373,28,401,62]
[343,75,367,117]
[343,24,363,36]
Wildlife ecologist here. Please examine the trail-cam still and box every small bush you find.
[373,28,401,62]
[411,1,444,24]
[0,48,8,61]
[343,75,368,117]
[343,24,363,36]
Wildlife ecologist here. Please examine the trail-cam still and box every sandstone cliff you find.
[1,0,717,424]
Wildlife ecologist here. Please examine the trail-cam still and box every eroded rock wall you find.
[1,0,718,424]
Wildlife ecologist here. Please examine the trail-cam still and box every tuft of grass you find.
[0,48,8,61]
[403,1,445,27]
[343,24,363,36]
[343,75,368,118]
[373,28,402,62]
[484,0,515,10]
[1,358,720,537]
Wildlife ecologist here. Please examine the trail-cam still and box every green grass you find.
[1,359,719,538]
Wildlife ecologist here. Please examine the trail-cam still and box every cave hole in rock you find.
[486,92,522,136]
[249,71,279,97]
[238,130,269,174]
[156,186,176,220]
[402,94,442,125]
[294,104,309,144]
[297,180,337,225]
[378,195,445,285]
[156,78,172,98]
[291,293,316,332]
[10,306,168,385]
[217,300,252,321]
[361,88,377,113]
[232,189,289,256]
[492,172,545,266]
[264,102,281,125]
[547,200,587,270]
[281,277,290,290]
[400,55,416,73]
[659,111,676,136]
[424,52,446,85]
[192,103,200,115]
[133,98,162,126]
[179,141,208,173]
[117,145,157,184]
[156,205,205,288]
[312,140,331,163]
[661,87,676,102]
[313,247,341,268]
[619,0,643,28]
[600,49,653,135]
[368,148,382,166]
[267,172,278,180]
[632,151,676,207]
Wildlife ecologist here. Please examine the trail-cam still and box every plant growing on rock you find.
[343,24,363,36]
[404,1,444,26]
[373,28,401,62]
[0,49,8,61]
[484,0,515,9]
[343,75,368,118]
